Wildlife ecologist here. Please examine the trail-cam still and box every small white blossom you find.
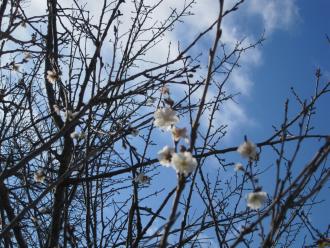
[134,173,151,184]
[171,151,197,176]
[154,107,179,130]
[34,169,46,183]
[158,146,175,166]
[172,127,188,142]
[247,191,267,210]
[47,70,59,84]
[234,163,244,172]
[237,140,258,160]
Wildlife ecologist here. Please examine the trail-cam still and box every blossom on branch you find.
[158,146,175,166]
[154,107,179,130]
[237,140,258,160]
[247,191,267,210]
[171,151,197,176]
[47,70,59,84]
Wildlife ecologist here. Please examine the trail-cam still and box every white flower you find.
[234,163,244,172]
[158,146,175,166]
[247,191,267,210]
[134,173,151,184]
[47,70,59,84]
[237,140,258,160]
[171,151,197,176]
[172,127,188,142]
[34,169,46,183]
[154,107,179,130]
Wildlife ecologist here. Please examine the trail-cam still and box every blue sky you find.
[243,0,330,241]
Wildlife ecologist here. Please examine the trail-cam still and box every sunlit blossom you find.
[47,70,59,84]
[154,107,179,130]
[237,140,258,160]
[171,151,197,176]
[158,146,175,166]
[247,191,267,210]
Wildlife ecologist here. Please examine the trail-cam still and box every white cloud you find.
[247,0,300,33]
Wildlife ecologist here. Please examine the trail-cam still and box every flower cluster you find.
[171,151,197,176]
[235,139,269,209]
[154,85,197,176]
[158,147,197,176]
[154,107,179,130]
